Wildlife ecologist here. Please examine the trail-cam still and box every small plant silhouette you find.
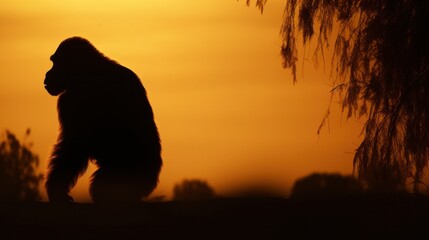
[0,129,43,202]
[173,179,215,201]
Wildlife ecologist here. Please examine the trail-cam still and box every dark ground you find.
[2,195,429,239]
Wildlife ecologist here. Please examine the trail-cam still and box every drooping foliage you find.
[245,0,268,13]
[248,0,429,192]
[0,129,43,202]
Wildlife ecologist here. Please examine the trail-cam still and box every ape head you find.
[44,37,106,96]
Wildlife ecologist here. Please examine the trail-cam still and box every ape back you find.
[44,37,162,203]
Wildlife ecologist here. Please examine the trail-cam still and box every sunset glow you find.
[0,0,363,202]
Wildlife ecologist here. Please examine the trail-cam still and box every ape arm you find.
[45,93,91,203]
[45,135,89,203]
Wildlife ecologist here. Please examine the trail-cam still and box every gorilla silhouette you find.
[44,37,162,204]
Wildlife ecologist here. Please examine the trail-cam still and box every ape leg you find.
[45,139,89,203]
[89,167,143,204]
[89,156,161,204]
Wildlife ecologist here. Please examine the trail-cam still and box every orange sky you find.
[0,0,363,202]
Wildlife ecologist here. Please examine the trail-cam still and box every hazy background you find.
[0,0,363,202]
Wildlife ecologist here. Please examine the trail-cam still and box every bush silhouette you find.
[291,173,363,199]
[0,129,43,202]
[173,179,215,201]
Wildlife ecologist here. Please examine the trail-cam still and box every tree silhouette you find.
[247,1,429,193]
[173,179,215,201]
[0,129,43,202]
